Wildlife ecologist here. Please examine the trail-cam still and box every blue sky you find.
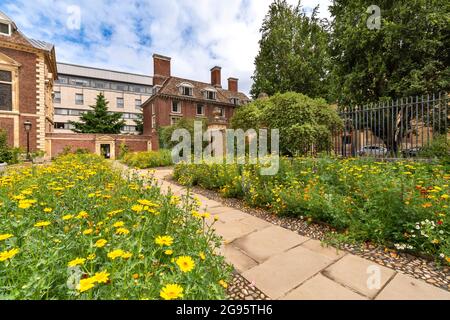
[0,0,331,95]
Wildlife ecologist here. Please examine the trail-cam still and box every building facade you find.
[0,11,57,154]
[142,54,250,145]
[53,63,153,135]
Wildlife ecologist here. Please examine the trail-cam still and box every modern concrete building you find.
[53,63,153,135]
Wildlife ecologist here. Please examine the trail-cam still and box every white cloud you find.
[1,0,332,96]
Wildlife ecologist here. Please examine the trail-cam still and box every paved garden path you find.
[121,164,450,300]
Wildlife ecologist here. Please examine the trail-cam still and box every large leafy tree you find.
[231,92,343,156]
[329,0,450,105]
[70,93,126,134]
[251,0,331,100]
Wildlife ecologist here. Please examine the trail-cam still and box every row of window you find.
[54,92,142,109]
[176,84,243,105]
[171,101,225,117]
[56,76,153,94]
[54,108,140,120]
[54,122,138,132]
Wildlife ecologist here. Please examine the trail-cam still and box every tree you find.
[159,118,208,150]
[134,113,144,135]
[251,0,331,100]
[231,92,343,156]
[69,93,126,134]
[329,0,450,105]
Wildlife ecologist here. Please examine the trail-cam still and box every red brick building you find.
[142,54,250,147]
[0,11,57,154]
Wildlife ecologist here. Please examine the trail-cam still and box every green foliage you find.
[69,93,126,134]
[159,119,208,150]
[134,113,144,135]
[329,0,450,105]
[0,154,230,299]
[420,135,450,164]
[118,143,130,160]
[251,0,331,100]
[0,130,20,164]
[174,157,450,263]
[122,150,173,169]
[231,92,343,156]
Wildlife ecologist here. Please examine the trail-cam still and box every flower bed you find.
[0,154,230,300]
[174,157,450,264]
[122,150,173,169]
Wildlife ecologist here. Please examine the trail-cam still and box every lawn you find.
[0,154,230,300]
[174,157,450,264]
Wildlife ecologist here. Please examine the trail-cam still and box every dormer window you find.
[204,88,217,100]
[178,82,194,96]
[230,98,240,106]
[0,22,11,36]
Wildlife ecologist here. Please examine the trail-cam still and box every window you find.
[135,99,142,109]
[151,103,155,115]
[0,70,12,111]
[218,107,225,117]
[117,97,124,108]
[93,81,109,89]
[181,86,193,96]
[75,93,84,105]
[172,101,181,113]
[54,122,74,130]
[230,98,240,106]
[122,125,138,132]
[152,116,156,128]
[0,23,11,36]
[196,104,205,116]
[171,117,181,125]
[205,90,216,100]
[56,76,68,84]
[53,91,61,104]
[69,78,90,87]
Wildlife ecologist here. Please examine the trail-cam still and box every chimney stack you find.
[228,78,238,92]
[153,54,171,86]
[211,66,222,88]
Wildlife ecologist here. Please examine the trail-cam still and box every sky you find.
[0,0,332,96]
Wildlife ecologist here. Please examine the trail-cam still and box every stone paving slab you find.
[281,274,368,300]
[301,240,347,261]
[322,255,396,299]
[242,246,334,299]
[376,273,450,300]
[214,221,261,243]
[223,245,259,273]
[233,226,309,263]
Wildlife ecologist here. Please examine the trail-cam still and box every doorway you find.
[100,144,111,159]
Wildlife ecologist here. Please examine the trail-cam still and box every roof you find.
[155,76,249,105]
[27,38,54,52]
[57,62,153,86]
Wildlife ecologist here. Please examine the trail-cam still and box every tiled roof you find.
[157,76,249,105]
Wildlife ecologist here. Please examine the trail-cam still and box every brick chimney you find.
[211,66,222,88]
[153,54,171,86]
[228,78,239,92]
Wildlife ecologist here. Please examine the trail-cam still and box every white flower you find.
[440,254,445,259]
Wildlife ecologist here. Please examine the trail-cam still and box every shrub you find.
[420,135,450,164]
[0,154,230,299]
[159,119,208,150]
[174,157,450,264]
[122,150,173,169]
[230,92,343,156]
[0,130,20,164]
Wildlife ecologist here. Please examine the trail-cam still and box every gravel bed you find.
[165,176,450,293]
[228,272,270,300]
